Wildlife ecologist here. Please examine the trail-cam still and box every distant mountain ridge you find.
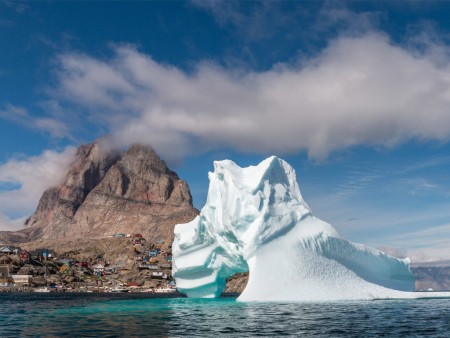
[413,266,450,291]
[0,140,198,244]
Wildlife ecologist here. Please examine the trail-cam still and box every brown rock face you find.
[25,141,120,233]
[13,140,198,243]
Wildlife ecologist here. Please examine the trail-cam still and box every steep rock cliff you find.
[3,140,198,243]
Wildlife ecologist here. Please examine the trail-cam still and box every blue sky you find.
[1,1,450,262]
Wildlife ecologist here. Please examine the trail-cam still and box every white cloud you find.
[386,223,450,263]
[52,32,450,162]
[377,246,408,259]
[0,213,26,232]
[0,147,76,231]
[377,245,447,264]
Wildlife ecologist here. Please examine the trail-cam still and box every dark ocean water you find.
[1,293,450,337]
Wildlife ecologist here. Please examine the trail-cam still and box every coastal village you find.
[0,233,178,293]
[2,233,447,293]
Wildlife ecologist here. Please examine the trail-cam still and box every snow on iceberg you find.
[172,156,450,301]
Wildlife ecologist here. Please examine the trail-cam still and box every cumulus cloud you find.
[377,246,408,259]
[376,245,447,264]
[0,213,26,232]
[51,32,450,161]
[0,147,76,231]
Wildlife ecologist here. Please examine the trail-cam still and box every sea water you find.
[1,293,450,337]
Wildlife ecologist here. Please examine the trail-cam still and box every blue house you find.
[148,250,160,257]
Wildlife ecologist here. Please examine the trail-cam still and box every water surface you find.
[1,293,449,337]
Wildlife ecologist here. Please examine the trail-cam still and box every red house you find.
[18,250,30,262]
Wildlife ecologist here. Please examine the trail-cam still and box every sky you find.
[1,1,450,263]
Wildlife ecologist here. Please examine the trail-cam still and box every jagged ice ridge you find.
[172,156,450,301]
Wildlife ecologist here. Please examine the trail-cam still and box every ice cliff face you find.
[172,157,448,301]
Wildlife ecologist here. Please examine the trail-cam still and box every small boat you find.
[111,287,128,293]
[154,287,177,293]
[34,287,51,293]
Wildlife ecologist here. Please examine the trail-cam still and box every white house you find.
[0,246,13,255]
[151,271,163,278]
[12,275,32,285]
[93,264,105,275]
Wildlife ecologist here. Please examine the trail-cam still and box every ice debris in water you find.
[172,156,450,301]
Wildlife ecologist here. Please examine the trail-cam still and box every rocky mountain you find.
[0,140,198,243]
[413,266,450,291]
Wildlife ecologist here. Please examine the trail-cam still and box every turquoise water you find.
[1,293,450,337]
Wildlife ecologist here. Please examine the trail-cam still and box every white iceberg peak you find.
[173,157,450,301]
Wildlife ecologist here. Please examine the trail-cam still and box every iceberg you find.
[172,156,450,301]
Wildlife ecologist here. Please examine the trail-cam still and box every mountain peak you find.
[13,140,198,243]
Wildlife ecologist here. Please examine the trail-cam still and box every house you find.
[0,246,15,255]
[133,239,142,245]
[93,264,105,276]
[134,256,143,261]
[0,276,14,287]
[0,246,12,255]
[113,233,126,238]
[138,263,147,270]
[148,249,160,257]
[11,275,32,286]
[0,263,13,287]
[30,248,56,261]
[36,248,55,260]
[151,271,164,279]
[139,264,159,270]
[60,264,74,276]
[134,234,143,238]
[18,250,31,262]
[80,262,89,268]
[29,251,40,261]
[127,281,139,288]
[159,263,171,269]
[0,265,10,277]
